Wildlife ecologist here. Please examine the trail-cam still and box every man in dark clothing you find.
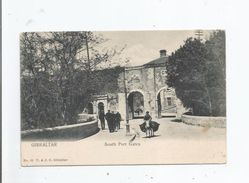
[111,111,115,132]
[144,111,152,137]
[105,110,114,133]
[99,110,105,130]
[144,111,152,121]
[115,112,121,131]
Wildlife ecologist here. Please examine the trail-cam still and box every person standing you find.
[113,112,118,132]
[115,112,121,130]
[105,110,113,133]
[111,111,115,132]
[144,111,152,137]
[99,110,105,130]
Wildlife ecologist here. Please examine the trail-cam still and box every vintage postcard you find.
[20,30,226,166]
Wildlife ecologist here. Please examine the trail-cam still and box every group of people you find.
[98,110,121,133]
[99,109,157,137]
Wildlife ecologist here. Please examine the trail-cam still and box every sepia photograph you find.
[4,0,249,182]
[20,30,226,166]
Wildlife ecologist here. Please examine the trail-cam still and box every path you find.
[80,117,226,142]
[74,117,226,164]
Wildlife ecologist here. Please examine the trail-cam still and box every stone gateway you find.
[86,50,185,121]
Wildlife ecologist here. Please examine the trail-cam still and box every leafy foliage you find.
[166,31,226,116]
[21,32,125,130]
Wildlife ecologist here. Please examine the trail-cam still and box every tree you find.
[166,31,226,116]
[205,30,226,116]
[21,31,126,130]
[21,32,61,129]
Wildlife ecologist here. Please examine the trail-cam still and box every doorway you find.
[157,88,176,117]
[98,102,105,114]
[128,91,144,119]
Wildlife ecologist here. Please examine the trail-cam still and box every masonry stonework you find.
[89,50,186,121]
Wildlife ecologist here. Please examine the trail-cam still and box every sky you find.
[95,30,212,66]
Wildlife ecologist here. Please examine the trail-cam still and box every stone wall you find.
[92,64,186,119]
[117,93,126,121]
[21,119,99,140]
[78,114,97,122]
[181,114,226,128]
[123,65,180,118]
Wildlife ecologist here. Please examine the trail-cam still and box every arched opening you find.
[128,91,144,119]
[98,102,105,114]
[157,88,176,118]
[87,103,93,114]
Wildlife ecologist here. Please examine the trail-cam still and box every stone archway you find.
[156,87,177,118]
[128,91,144,119]
[98,102,105,114]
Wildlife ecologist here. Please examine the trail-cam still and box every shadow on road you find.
[142,134,161,138]
[170,118,182,123]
